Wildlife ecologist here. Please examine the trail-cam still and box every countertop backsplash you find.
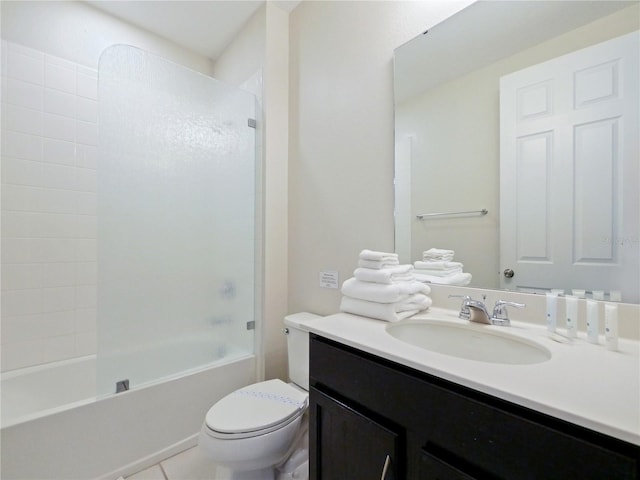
[428,284,640,341]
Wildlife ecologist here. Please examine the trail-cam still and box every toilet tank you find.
[284,312,322,391]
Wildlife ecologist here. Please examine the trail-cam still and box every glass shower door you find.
[97,45,257,396]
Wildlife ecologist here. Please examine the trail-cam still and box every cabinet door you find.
[309,387,400,480]
[418,447,486,480]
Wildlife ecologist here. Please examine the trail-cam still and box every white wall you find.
[1,0,293,382]
[213,5,266,85]
[262,4,291,381]
[0,0,470,378]
[1,41,101,370]
[0,1,215,371]
[288,1,470,315]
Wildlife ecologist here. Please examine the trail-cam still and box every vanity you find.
[306,309,640,479]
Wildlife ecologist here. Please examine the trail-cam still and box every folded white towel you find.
[341,277,430,303]
[397,293,432,310]
[415,268,463,278]
[414,268,463,278]
[354,265,414,284]
[414,260,463,271]
[359,249,399,262]
[414,272,472,286]
[340,295,432,322]
[423,248,455,260]
[358,258,400,269]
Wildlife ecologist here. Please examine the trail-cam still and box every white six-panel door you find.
[500,31,639,302]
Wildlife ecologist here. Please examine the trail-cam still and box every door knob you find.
[503,268,515,278]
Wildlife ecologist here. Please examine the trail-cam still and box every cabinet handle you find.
[380,454,391,480]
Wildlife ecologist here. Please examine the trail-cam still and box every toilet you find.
[198,312,320,480]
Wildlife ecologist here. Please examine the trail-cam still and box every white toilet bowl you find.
[198,379,309,479]
[198,313,320,480]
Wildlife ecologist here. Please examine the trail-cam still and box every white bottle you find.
[604,303,619,351]
[546,292,558,333]
[586,299,599,344]
[565,295,578,339]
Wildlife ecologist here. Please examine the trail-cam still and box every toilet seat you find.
[204,379,308,440]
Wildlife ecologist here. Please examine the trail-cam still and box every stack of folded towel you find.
[423,248,455,262]
[340,249,432,322]
[413,248,472,286]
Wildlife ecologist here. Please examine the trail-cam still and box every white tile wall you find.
[1,40,99,371]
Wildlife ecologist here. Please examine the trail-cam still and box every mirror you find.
[394,0,640,303]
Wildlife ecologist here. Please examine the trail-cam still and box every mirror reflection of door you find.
[500,31,639,302]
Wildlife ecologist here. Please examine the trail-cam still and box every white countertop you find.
[305,308,640,446]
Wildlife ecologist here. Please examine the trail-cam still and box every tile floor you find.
[125,446,232,480]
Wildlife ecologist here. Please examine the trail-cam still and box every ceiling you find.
[87,1,299,60]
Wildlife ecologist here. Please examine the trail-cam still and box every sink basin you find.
[386,319,551,365]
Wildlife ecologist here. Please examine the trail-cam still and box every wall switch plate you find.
[319,270,339,289]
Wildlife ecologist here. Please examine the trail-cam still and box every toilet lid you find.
[205,379,308,436]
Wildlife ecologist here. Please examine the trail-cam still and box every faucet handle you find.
[448,294,472,320]
[492,300,525,324]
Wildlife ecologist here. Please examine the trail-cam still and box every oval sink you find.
[386,319,551,365]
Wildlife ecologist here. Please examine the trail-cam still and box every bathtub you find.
[0,341,256,480]
[1,355,97,428]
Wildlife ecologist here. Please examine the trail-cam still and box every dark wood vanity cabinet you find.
[309,333,640,480]
[311,387,400,479]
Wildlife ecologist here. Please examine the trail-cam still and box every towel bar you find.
[416,209,488,220]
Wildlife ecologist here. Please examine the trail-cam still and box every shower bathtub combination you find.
[1,41,261,479]
[1,350,255,479]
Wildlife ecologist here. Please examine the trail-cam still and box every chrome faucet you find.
[491,300,525,326]
[465,297,492,324]
[449,295,525,326]
[449,295,489,323]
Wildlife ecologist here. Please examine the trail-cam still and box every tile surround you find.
[1,40,99,371]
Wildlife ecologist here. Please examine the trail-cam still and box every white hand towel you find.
[341,277,431,303]
[359,249,399,262]
[414,272,472,286]
[423,248,455,261]
[414,260,463,271]
[340,296,432,323]
[358,258,400,269]
[354,265,414,284]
